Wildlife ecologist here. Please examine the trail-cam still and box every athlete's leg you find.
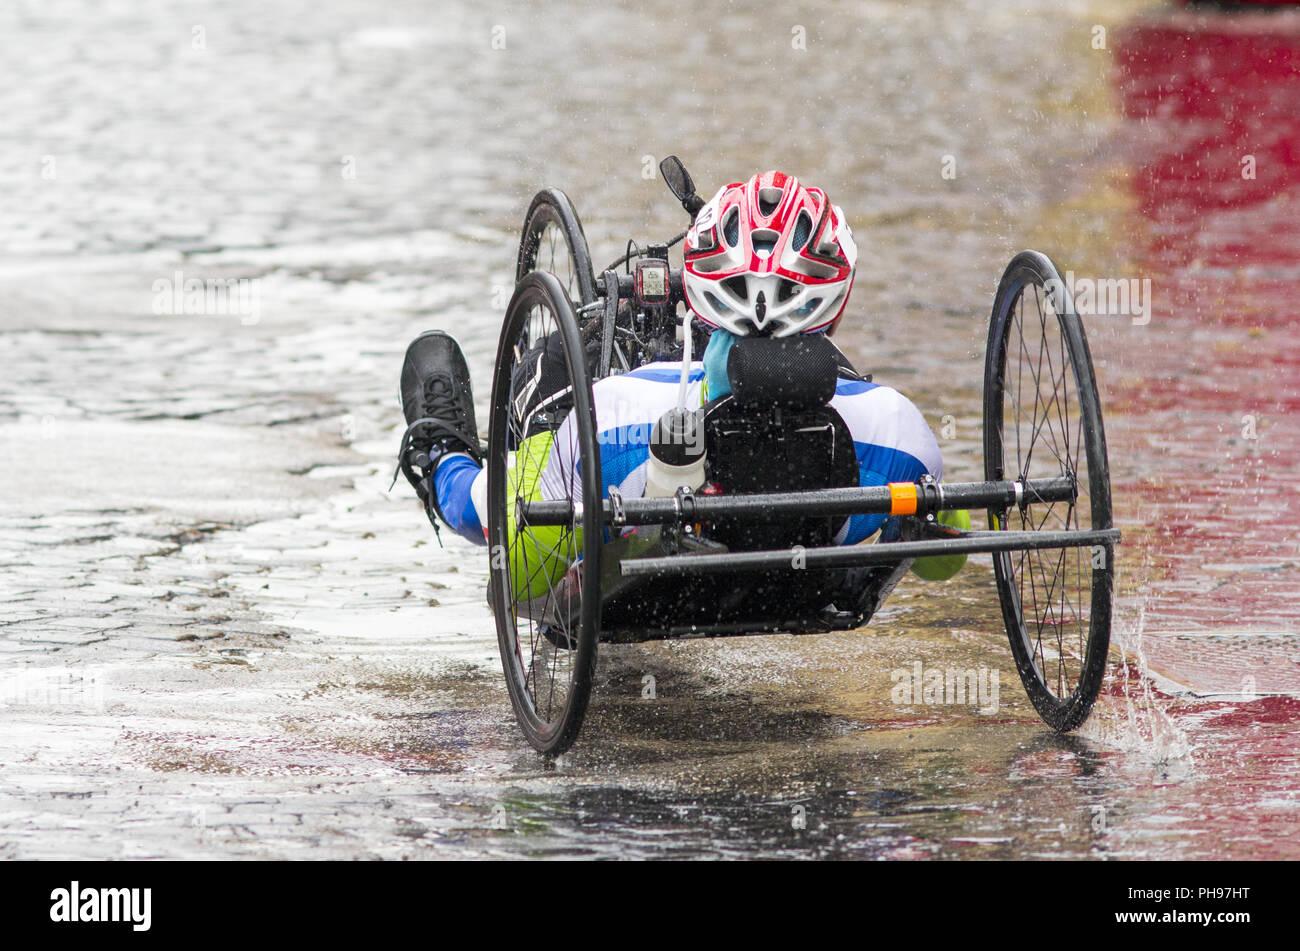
[431,453,487,544]
[395,329,569,553]
[395,331,483,540]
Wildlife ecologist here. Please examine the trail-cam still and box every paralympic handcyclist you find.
[393,170,969,583]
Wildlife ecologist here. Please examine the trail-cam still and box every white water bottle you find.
[644,408,706,498]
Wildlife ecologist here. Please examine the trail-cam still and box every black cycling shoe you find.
[393,331,482,533]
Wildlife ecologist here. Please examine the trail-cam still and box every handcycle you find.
[489,156,1118,755]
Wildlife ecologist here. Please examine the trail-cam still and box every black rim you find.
[984,251,1113,731]
[487,270,602,755]
[515,188,597,309]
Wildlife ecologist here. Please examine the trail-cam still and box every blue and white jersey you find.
[539,363,709,503]
[537,361,943,546]
[828,376,943,543]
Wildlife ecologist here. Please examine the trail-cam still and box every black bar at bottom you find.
[618,528,1121,577]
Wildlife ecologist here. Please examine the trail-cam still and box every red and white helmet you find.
[683,170,857,337]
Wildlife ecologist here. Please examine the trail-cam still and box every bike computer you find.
[634,257,670,306]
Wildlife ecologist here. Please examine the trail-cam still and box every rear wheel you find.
[984,251,1114,731]
[487,270,602,755]
[515,188,597,309]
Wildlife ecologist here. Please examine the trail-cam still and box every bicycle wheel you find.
[515,188,597,309]
[486,270,602,755]
[983,251,1114,731]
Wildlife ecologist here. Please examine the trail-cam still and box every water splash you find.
[1080,599,1194,764]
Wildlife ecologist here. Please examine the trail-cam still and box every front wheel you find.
[487,270,603,755]
[984,251,1114,731]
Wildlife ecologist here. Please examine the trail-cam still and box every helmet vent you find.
[751,229,779,258]
[792,212,812,251]
[722,276,748,299]
[758,186,783,216]
[777,279,800,303]
[723,209,740,247]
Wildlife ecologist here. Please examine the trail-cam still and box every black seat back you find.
[704,336,858,550]
[724,334,839,408]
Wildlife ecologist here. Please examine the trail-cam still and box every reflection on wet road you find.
[0,0,1296,859]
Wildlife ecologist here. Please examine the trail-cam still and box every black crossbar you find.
[618,528,1121,577]
[519,477,1076,528]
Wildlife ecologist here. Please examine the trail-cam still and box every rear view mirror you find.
[660,155,705,216]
